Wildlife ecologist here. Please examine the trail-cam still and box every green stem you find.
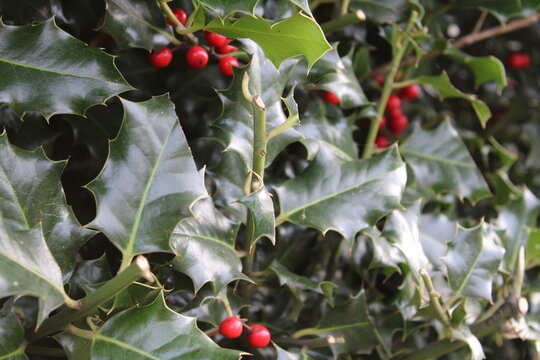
[419,268,451,327]
[398,297,529,360]
[220,289,234,317]
[340,0,351,15]
[25,345,66,358]
[158,0,197,45]
[362,11,418,158]
[321,10,366,34]
[29,256,153,342]
[267,114,299,139]
[66,324,95,340]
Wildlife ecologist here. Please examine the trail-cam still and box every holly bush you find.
[1,0,540,359]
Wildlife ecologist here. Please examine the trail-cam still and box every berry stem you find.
[65,324,95,340]
[28,256,153,342]
[321,10,365,34]
[158,0,198,45]
[220,289,234,318]
[362,11,417,158]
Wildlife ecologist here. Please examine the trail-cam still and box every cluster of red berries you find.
[148,8,239,76]
[376,84,421,149]
[218,316,271,348]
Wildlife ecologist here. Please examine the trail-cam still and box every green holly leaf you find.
[451,324,485,360]
[419,214,457,268]
[408,73,491,126]
[211,40,302,170]
[0,19,131,119]
[349,0,408,22]
[197,0,258,16]
[87,96,208,267]
[446,48,507,91]
[100,0,174,50]
[206,13,331,69]
[238,184,276,250]
[441,223,505,301]
[275,144,406,246]
[171,197,250,294]
[401,121,491,202]
[0,310,27,359]
[55,331,91,360]
[90,293,244,359]
[275,343,313,360]
[299,100,357,160]
[70,254,113,287]
[497,189,540,271]
[383,200,428,284]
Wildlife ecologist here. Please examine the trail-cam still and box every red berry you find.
[398,84,421,100]
[186,46,209,70]
[149,47,173,68]
[389,114,409,135]
[322,91,340,105]
[219,316,243,339]
[247,324,271,348]
[379,116,387,129]
[375,74,385,85]
[386,94,401,111]
[387,107,403,120]
[216,44,238,55]
[375,135,389,149]
[219,56,239,76]
[204,31,228,47]
[508,52,530,69]
[166,8,187,26]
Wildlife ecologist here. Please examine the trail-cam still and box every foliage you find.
[0,0,539,359]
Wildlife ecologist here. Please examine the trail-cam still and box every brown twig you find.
[471,10,488,34]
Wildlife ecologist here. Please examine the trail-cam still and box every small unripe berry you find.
[219,317,243,339]
[204,31,228,47]
[247,324,271,348]
[186,46,209,70]
[322,91,340,105]
[166,8,187,26]
[149,48,173,68]
[389,114,409,135]
[398,84,421,100]
[216,44,238,55]
[219,56,239,76]
[386,94,401,111]
[507,52,530,69]
[375,135,389,149]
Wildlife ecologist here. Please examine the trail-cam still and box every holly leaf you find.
[55,331,91,360]
[100,0,174,50]
[0,133,93,281]
[441,223,505,301]
[401,121,491,202]
[211,40,302,170]
[299,100,357,160]
[0,0,51,24]
[0,19,131,119]
[171,197,250,294]
[69,254,113,286]
[275,144,406,246]
[90,293,244,359]
[451,324,485,360]
[446,48,507,91]
[419,214,457,268]
[383,200,428,284]
[301,292,379,354]
[409,73,491,126]
[206,13,331,69]
[275,343,313,360]
[0,310,27,359]
[238,184,276,250]
[87,96,208,266]
[197,0,258,16]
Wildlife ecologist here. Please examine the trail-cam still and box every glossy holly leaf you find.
[206,13,331,69]
[211,40,302,170]
[409,73,491,126]
[0,19,131,119]
[349,0,408,22]
[383,200,428,284]
[180,289,247,327]
[210,151,248,220]
[275,343,313,360]
[0,310,27,359]
[275,144,406,246]
[497,189,540,271]
[0,133,94,282]
[91,293,244,359]
[360,228,403,271]
[299,100,357,160]
[441,223,505,301]
[100,0,174,50]
[451,324,484,360]
[269,261,336,304]
[446,48,507,91]
[419,214,457,268]
[70,254,113,286]
[87,96,208,266]
[301,292,379,354]
[171,197,250,294]
[238,185,276,250]
[55,331,91,360]
[401,121,491,202]
[312,47,369,109]
[0,0,51,24]
[197,0,258,16]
